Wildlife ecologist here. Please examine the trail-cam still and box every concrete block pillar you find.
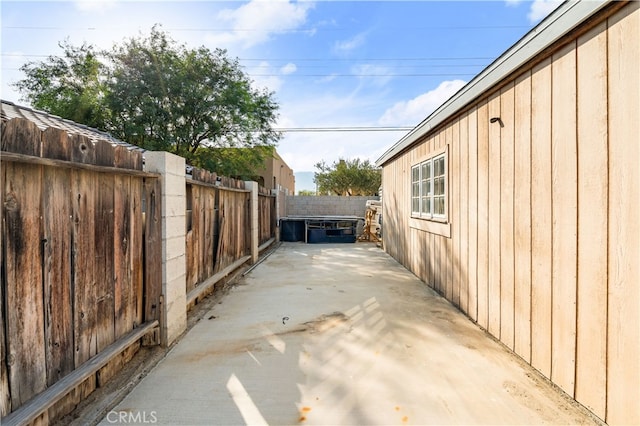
[245,181,259,264]
[144,151,187,347]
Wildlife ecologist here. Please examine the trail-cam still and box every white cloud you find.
[333,32,367,54]
[527,0,562,23]
[280,63,297,75]
[351,64,393,88]
[206,0,315,49]
[379,79,466,127]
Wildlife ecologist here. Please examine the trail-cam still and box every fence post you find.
[272,188,280,243]
[245,181,259,264]
[144,151,187,347]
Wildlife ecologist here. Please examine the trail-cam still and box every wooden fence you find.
[185,168,276,303]
[185,169,245,295]
[0,118,162,421]
[258,186,276,246]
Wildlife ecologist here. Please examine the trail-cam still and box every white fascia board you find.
[376,0,610,167]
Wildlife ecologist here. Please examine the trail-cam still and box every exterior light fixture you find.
[490,117,504,127]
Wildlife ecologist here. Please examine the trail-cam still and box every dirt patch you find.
[304,311,350,334]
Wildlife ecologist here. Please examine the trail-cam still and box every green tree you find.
[297,189,316,196]
[14,40,108,129]
[105,27,281,163]
[313,158,381,196]
[13,27,281,176]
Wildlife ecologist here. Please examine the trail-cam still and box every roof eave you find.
[376,0,610,167]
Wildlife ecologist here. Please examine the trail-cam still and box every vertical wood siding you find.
[381,3,639,423]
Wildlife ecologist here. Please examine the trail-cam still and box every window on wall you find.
[411,152,447,220]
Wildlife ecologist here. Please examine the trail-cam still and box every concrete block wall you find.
[144,151,188,347]
[285,195,380,218]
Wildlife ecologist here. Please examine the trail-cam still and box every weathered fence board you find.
[72,169,99,367]
[95,174,116,353]
[43,165,74,386]
[1,118,41,156]
[4,162,47,408]
[144,177,162,325]
[0,165,9,417]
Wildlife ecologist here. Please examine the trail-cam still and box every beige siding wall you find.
[380,2,639,424]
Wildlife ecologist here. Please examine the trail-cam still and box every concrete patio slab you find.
[99,242,596,425]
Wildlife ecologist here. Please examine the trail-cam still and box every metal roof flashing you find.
[375,0,610,167]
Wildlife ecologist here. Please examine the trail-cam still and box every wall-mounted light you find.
[490,117,504,128]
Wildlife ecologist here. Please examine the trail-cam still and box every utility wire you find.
[274,127,413,132]
[0,67,476,77]
[3,25,530,32]
[1,53,495,61]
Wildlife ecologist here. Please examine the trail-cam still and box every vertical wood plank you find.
[467,107,479,322]
[130,178,144,327]
[95,172,115,352]
[144,178,162,324]
[551,42,578,397]
[69,134,96,165]
[459,114,469,316]
[3,161,47,407]
[0,162,10,416]
[488,93,502,338]
[500,82,516,351]
[452,119,461,308]
[530,57,553,378]
[0,118,42,156]
[444,125,454,302]
[514,71,532,363]
[575,21,608,419]
[477,99,490,329]
[203,188,215,278]
[198,185,207,283]
[72,168,98,366]
[42,127,74,388]
[191,185,201,284]
[42,158,74,386]
[606,3,640,424]
[114,175,133,339]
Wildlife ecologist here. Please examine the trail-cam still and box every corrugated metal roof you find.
[0,99,144,152]
[376,0,610,166]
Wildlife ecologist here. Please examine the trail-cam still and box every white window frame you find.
[410,149,447,222]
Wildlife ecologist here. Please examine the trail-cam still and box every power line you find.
[274,127,413,132]
[1,53,495,62]
[3,25,529,32]
[0,67,476,77]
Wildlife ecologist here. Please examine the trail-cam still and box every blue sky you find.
[1,0,560,190]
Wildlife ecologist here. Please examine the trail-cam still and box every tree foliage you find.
[14,27,281,175]
[14,40,108,129]
[313,158,381,196]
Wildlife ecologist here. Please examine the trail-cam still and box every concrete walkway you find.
[100,243,595,425]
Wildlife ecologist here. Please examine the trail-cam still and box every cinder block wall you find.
[285,195,379,218]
